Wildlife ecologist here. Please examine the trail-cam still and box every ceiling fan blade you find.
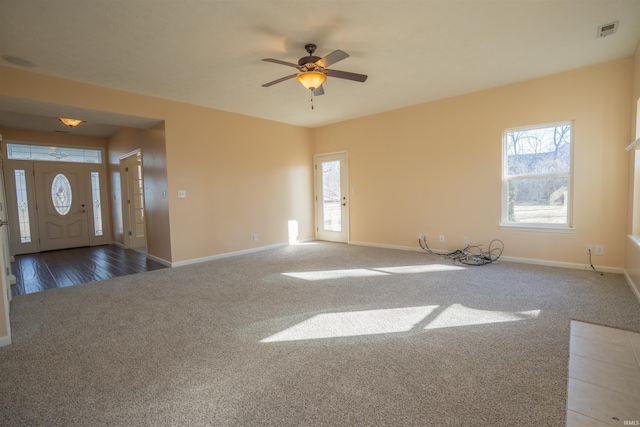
[326,69,368,82]
[262,74,297,87]
[316,50,349,68]
[312,85,325,96]
[262,58,299,68]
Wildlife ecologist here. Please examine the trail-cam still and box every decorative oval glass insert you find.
[51,173,72,215]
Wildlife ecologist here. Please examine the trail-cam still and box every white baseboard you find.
[623,271,640,304]
[349,240,624,273]
[170,242,289,268]
[112,241,125,248]
[145,253,172,267]
[0,334,11,347]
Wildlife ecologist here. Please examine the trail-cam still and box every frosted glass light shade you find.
[296,72,326,90]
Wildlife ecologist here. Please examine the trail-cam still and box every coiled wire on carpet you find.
[419,236,504,266]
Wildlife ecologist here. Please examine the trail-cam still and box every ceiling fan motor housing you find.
[298,55,321,66]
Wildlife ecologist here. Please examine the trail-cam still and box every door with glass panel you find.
[315,152,349,243]
[33,162,90,251]
[3,142,110,255]
[122,153,146,250]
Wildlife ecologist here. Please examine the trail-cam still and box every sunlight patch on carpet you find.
[282,269,390,281]
[260,306,439,342]
[424,304,541,330]
[261,304,541,342]
[282,264,464,281]
[374,264,466,274]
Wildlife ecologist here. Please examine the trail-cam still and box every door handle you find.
[0,220,8,227]
[342,203,346,206]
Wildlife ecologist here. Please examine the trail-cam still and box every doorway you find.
[2,143,111,255]
[120,151,147,251]
[314,151,349,243]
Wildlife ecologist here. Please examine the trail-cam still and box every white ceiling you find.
[0,0,639,136]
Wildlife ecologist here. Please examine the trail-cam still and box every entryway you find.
[2,143,111,255]
[10,245,166,296]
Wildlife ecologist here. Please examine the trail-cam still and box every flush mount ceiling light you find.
[58,117,84,128]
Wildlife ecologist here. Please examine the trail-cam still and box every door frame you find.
[120,150,147,251]
[0,150,12,346]
[314,151,350,243]
[1,141,111,255]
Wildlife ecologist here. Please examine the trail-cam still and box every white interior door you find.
[122,153,146,250]
[315,152,349,243]
[34,162,90,251]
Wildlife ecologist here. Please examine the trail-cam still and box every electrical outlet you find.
[463,236,469,245]
[439,235,445,243]
[585,245,593,255]
[424,233,428,241]
[253,233,259,242]
[595,245,604,256]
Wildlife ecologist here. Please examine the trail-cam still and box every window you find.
[91,172,103,236]
[502,122,573,231]
[6,143,102,164]
[51,174,72,215]
[14,170,31,243]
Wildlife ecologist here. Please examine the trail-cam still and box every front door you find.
[34,162,90,251]
[315,152,349,243]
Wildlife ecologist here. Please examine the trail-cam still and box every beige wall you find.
[314,58,633,268]
[163,103,314,261]
[0,66,315,263]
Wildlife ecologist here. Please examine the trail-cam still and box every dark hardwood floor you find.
[10,245,168,296]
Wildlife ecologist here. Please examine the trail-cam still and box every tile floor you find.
[567,321,640,426]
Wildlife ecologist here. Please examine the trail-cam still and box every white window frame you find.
[500,121,575,233]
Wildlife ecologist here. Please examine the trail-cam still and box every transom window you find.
[501,122,573,230]
[6,143,102,164]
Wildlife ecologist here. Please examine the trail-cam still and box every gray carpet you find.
[1,242,639,426]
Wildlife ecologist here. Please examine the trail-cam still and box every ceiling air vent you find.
[597,21,618,38]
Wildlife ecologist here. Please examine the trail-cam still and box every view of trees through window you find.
[504,123,572,225]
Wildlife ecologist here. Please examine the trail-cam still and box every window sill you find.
[499,224,575,234]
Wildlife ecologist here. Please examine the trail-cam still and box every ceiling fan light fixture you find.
[58,117,84,127]
[296,71,326,90]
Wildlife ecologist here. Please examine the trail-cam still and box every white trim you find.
[145,253,172,267]
[0,334,11,347]
[170,242,289,268]
[112,241,125,248]
[119,148,141,161]
[499,224,575,234]
[625,136,640,151]
[623,270,640,304]
[349,240,623,273]
[628,234,640,249]
[624,235,640,304]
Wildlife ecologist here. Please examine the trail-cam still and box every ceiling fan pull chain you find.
[310,90,314,110]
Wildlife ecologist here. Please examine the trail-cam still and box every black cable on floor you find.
[419,237,503,266]
[588,248,604,275]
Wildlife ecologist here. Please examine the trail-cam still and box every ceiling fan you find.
[261,44,368,96]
